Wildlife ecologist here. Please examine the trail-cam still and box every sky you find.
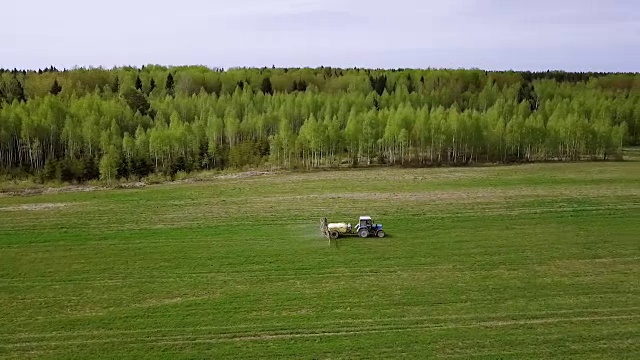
[1,0,638,72]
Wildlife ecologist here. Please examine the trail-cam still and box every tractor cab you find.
[359,216,373,229]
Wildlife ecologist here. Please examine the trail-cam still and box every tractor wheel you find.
[376,230,385,238]
[358,229,369,238]
[330,231,339,239]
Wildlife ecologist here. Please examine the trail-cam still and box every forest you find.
[0,65,638,182]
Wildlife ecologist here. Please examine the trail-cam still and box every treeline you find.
[0,66,638,182]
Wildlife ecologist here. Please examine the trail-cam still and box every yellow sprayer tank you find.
[327,223,351,234]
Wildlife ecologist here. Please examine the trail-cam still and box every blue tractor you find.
[355,216,385,238]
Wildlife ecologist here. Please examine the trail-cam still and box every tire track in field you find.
[2,187,639,234]
[2,314,638,349]
[2,257,638,287]
[151,314,640,344]
[3,307,639,340]
[3,202,639,234]
[5,257,639,286]
[263,186,640,203]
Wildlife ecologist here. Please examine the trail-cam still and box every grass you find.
[0,161,639,359]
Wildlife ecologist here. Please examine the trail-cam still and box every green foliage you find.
[369,74,388,96]
[0,66,638,182]
[49,79,62,96]
[3,75,27,103]
[110,76,120,94]
[83,156,99,180]
[165,73,174,96]
[260,76,273,95]
[135,75,143,91]
[121,88,151,116]
[99,146,120,182]
[42,157,58,181]
[148,78,156,95]
[289,79,308,92]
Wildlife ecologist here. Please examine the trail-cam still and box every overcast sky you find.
[1,0,638,71]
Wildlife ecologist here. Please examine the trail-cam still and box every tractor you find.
[320,216,385,241]
[354,216,385,238]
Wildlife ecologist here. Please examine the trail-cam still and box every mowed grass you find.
[1,162,639,359]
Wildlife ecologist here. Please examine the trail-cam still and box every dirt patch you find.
[0,202,71,211]
[217,170,273,179]
[151,171,275,185]
[115,182,147,189]
[0,171,274,197]
[0,185,107,197]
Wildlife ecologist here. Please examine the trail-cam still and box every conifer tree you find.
[165,73,175,96]
[50,79,62,96]
[135,76,143,91]
[260,76,274,95]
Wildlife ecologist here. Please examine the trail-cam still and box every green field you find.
[1,162,639,359]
